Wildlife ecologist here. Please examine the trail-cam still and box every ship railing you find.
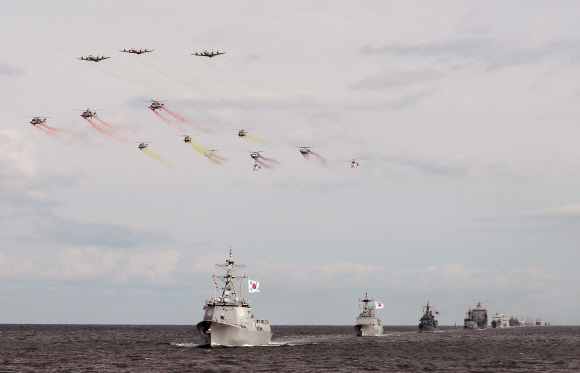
[256,319,269,324]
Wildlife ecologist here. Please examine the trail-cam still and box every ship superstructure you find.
[418,301,438,332]
[464,308,477,330]
[491,312,510,329]
[196,247,272,346]
[354,291,384,336]
[464,302,488,329]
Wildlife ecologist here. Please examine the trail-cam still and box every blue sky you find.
[1,1,580,325]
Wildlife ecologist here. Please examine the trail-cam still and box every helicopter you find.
[77,55,110,62]
[349,158,366,168]
[75,109,101,118]
[27,116,50,126]
[142,99,169,111]
[298,146,313,155]
[233,129,253,138]
[249,151,264,160]
[180,135,192,143]
[252,162,262,171]
[120,47,153,54]
[204,150,219,158]
[192,50,225,58]
[136,142,150,150]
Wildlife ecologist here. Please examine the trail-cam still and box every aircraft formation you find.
[29,48,365,171]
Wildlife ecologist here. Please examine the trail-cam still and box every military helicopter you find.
[349,158,366,168]
[252,162,262,171]
[249,151,264,160]
[136,142,150,150]
[27,116,50,126]
[180,135,192,143]
[77,55,110,62]
[142,99,169,111]
[75,109,101,118]
[233,129,253,138]
[298,146,313,155]
[191,50,225,58]
[120,47,153,54]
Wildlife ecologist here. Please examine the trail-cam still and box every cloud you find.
[0,62,24,75]
[361,38,580,71]
[349,69,445,90]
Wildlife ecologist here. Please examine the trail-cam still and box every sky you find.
[1,1,580,326]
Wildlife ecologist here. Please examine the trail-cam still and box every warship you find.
[354,291,384,336]
[463,308,477,330]
[491,312,509,328]
[196,247,272,347]
[464,302,488,329]
[418,301,438,332]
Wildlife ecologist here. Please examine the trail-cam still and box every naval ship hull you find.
[197,321,272,347]
[418,322,438,332]
[355,324,384,337]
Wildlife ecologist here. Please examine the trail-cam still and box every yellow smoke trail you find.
[141,148,172,167]
[244,134,268,144]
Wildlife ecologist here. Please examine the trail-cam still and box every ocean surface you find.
[0,325,579,372]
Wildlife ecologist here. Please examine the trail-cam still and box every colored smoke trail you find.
[84,118,113,135]
[35,125,52,135]
[260,155,279,164]
[188,141,224,164]
[40,123,58,132]
[141,148,172,167]
[310,151,328,165]
[302,153,310,159]
[94,117,114,129]
[256,158,272,169]
[161,107,214,134]
[244,134,268,144]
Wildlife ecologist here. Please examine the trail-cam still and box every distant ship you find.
[354,291,384,336]
[509,316,524,327]
[535,318,542,326]
[196,247,272,347]
[491,312,509,329]
[464,302,488,329]
[418,301,438,332]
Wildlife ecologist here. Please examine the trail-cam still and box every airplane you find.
[349,158,366,168]
[191,50,225,58]
[249,151,264,160]
[75,109,101,118]
[27,116,49,126]
[77,55,110,62]
[233,129,253,138]
[120,47,153,54]
[298,146,313,155]
[142,99,169,111]
[136,142,150,150]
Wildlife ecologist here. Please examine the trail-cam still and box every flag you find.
[375,301,384,309]
[435,310,440,315]
[248,279,260,293]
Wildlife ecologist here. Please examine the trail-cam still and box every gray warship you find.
[418,301,438,332]
[463,302,488,329]
[196,248,272,347]
[354,291,384,336]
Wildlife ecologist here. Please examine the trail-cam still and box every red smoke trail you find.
[35,125,52,135]
[151,108,173,124]
[94,116,114,129]
[256,158,272,169]
[84,117,113,135]
[40,123,58,132]
[161,107,214,134]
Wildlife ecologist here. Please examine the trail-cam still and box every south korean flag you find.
[248,279,260,293]
[375,301,384,309]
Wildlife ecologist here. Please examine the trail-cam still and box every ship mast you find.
[214,247,247,303]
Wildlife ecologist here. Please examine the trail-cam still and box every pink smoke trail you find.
[302,153,310,160]
[260,155,279,164]
[40,123,58,132]
[94,116,115,129]
[256,158,272,169]
[151,108,173,124]
[84,117,113,135]
[35,125,52,135]
[310,151,327,165]
[161,107,215,134]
